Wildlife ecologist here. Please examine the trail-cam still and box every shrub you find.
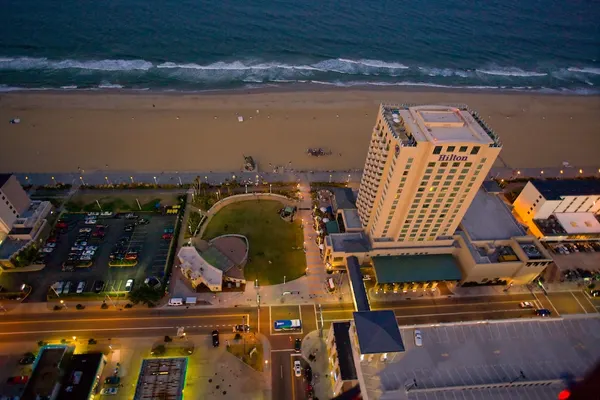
[234,333,242,340]
[76,304,85,310]
[100,303,109,309]
[164,336,172,343]
[124,303,133,309]
[53,305,62,311]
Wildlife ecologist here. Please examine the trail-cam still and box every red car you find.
[47,237,57,243]
[6,376,29,385]
[162,233,173,240]
[56,222,68,229]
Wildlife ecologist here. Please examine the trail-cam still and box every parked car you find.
[124,224,135,232]
[590,289,600,297]
[93,281,105,293]
[84,219,97,225]
[304,365,312,382]
[100,387,118,395]
[19,353,36,365]
[233,324,250,333]
[76,281,86,294]
[137,218,150,225]
[104,376,120,385]
[164,227,174,234]
[71,246,84,251]
[162,233,173,240]
[125,213,138,219]
[125,279,134,292]
[535,309,552,317]
[42,247,54,253]
[294,360,302,377]
[294,338,301,353]
[100,211,113,217]
[519,301,534,308]
[47,237,58,243]
[79,228,92,233]
[87,212,100,217]
[414,329,423,347]
[80,255,92,261]
[53,281,65,295]
[6,376,29,385]
[45,242,57,248]
[212,330,220,347]
[63,281,72,294]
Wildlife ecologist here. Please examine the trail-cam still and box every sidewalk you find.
[301,330,333,400]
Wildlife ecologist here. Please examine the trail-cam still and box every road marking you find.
[580,292,600,313]
[272,349,295,353]
[298,305,303,335]
[320,299,529,313]
[539,293,560,316]
[0,326,179,335]
[0,313,249,325]
[570,291,588,314]
[269,306,272,335]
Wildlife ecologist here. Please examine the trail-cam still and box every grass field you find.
[202,200,306,285]
[65,191,181,212]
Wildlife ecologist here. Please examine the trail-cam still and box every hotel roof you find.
[346,256,370,312]
[385,105,494,145]
[329,232,370,253]
[461,189,526,240]
[530,179,600,200]
[341,208,362,230]
[353,310,405,354]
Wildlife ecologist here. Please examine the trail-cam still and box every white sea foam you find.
[97,82,124,89]
[60,85,78,89]
[476,68,547,77]
[567,67,600,75]
[0,57,152,71]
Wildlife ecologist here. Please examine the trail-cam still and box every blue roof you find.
[325,220,340,234]
[353,310,405,354]
[346,256,370,312]
[482,180,503,193]
[332,322,358,380]
[531,179,600,201]
[331,187,356,210]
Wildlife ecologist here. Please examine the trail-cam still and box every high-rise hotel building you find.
[356,104,502,247]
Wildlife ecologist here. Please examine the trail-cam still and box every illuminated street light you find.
[72,336,77,341]
[130,176,134,183]
[560,170,564,174]
[579,169,583,174]
[153,176,158,185]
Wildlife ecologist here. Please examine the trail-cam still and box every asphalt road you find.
[1,291,597,400]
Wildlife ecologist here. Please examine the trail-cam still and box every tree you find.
[128,286,162,306]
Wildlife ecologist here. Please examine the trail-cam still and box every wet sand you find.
[1,89,599,173]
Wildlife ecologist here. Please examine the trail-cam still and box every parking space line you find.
[570,291,591,314]
[580,292,600,313]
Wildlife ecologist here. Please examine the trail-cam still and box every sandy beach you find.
[1,89,599,174]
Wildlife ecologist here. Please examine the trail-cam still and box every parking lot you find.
[3,212,177,302]
[542,242,600,286]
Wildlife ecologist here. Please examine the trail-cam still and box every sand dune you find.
[1,89,599,173]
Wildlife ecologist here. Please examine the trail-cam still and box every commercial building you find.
[356,104,501,246]
[456,187,553,285]
[0,173,31,235]
[57,353,106,400]
[326,322,359,397]
[513,179,600,241]
[133,358,187,400]
[22,345,75,400]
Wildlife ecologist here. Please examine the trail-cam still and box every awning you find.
[372,254,462,284]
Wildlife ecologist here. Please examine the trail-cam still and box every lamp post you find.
[329,174,332,183]
[153,176,158,185]
[105,176,110,185]
[80,176,85,186]
[51,176,57,185]
[269,184,272,194]
[60,300,68,309]
[130,176,134,183]
[205,175,208,183]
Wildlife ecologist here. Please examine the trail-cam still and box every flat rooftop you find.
[22,346,72,400]
[531,179,600,200]
[332,322,358,380]
[400,105,494,144]
[58,353,104,400]
[554,212,600,234]
[341,209,362,230]
[329,232,370,253]
[461,189,526,241]
[372,254,462,284]
[133,358,187,400]
[373,318,600,400]
[0,237,28,259]
[346,256,370,312]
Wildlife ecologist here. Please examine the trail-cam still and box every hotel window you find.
[481,158,487,163]
[465,162,472,167]
[440,162,448,167]
[409,233,417,238]
[436,198,443,203]
[447,146,455,152]
[461,169,469,174]
[425,168,433,174]
[427,193,434,198]
[418,188,425,192]
[407,157,414,164]
[433,146,442,154]
[401,177,407,182]
[452,187,460,192]
[423,175,431,180]
[470,146,480,155]
[443,181,451,186]
[476,165,483,170]
[435,175,443,180]
[403,171,409,176]
[452,162,460,167]
[447,175,455,181]
[449,169,457,174]
[428,162,435,167]
[458,175,466,180]
[459,146,468,152]
[449,193,457,198]
[434,223,441,228]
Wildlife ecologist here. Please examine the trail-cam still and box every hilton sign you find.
[438,155,468,162]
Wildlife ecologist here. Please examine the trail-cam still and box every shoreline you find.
[1,88,599,174]
[3,82,600,98]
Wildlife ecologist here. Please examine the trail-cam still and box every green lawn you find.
[202,200,306,285]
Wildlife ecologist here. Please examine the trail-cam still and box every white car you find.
[520,301,534,308]
[76,281,86,294]
[83,250,95,255]
[80,255,92,261]
[87,212,100,217]
[63,281,72,294]
[101,387,118,395]
[42,247,54,253]
[294,360,302,377]
[414,329,423,347]
[86,245,98,251]
[125,279,134,292]
[79,228,92,233]
[84,219,97,225]
[101,211,113,217]
[45,242,57,248]
[53,281,64,295]
[71,246,84,251]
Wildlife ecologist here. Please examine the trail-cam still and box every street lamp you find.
[51,176,57,185]
[269,184,272,194]
[130,176,134,183]
[153,176,158,185]
[80,176,85,185]
[329,174,332,183]
[105,176,110,185]
[204,175,208,183]
[60,300,67,309]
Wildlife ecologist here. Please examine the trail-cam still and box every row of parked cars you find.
[109,219,148,262]
[550,242,600,255]
[52,279,134,295]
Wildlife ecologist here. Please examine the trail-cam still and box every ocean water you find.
[0,0,599,93]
